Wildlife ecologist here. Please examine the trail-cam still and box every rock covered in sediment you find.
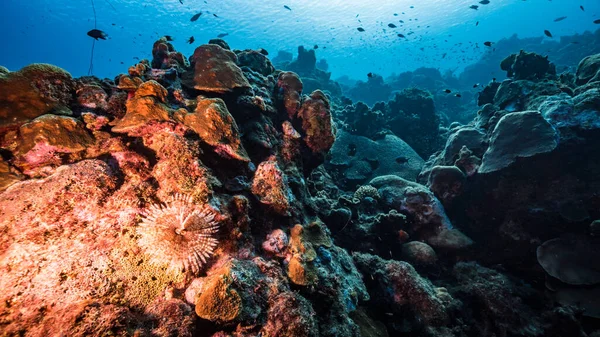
[576,53,600,85]
[182,44,251,93]
[401,241,438,266]
[537,235,600,286]
[479,111,558,173]
[0,63,73,131]
[174,97,250,162]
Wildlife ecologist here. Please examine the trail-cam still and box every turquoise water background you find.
[1,0,599,80]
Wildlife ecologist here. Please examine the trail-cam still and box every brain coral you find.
[137,194,219,274]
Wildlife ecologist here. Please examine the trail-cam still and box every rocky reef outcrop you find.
[1,38,600,337]
[276,46,342,97]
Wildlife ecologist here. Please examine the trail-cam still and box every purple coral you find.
[137,194,219,274]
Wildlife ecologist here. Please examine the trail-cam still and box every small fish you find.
[284,5,292,10]
[476,21,479,26]
[87,29,108,40]
[190,12,202,22]
[442,53,447,58]
[479,0,490,4]
[492,77,497,82]
[473,83,480,88]
[470,5,479,10]
[483,41,492,46]
[580,5,584,11]
[397,33,405,38]
[393,13,398,16]
[163,35,174,41]
[217,33,228,38]
[187,36,195,44]
[594,19,600,24]
[455,93,462,97]
[554,16,567,22]
[367,72,373,78]
[544,30,553,38]
[388,23,397,28]
[313,44,318,49]
[357,27,365,32]
[213,13,219,18]
[444,89,452,93]
[179,0,183,3]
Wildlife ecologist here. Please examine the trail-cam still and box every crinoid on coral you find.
[137,194,220,274]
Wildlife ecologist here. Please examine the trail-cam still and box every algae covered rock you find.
[0,63,73,131]
[182,44,251,93]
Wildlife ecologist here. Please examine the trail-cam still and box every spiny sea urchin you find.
[137,194,219,274]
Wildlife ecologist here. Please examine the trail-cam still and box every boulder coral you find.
[182,44,251,93]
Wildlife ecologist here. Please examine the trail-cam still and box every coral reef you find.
[2,37,600,337]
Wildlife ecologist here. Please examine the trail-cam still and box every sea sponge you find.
[137,194,220,274]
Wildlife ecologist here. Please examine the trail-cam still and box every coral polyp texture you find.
[137,194,219,274]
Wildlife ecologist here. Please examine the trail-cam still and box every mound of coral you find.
[1,38,600,337]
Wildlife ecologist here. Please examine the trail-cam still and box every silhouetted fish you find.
[163,35,174,41]
[455,93,462,97]
[554,16,567,22]
[357,27,365,32]
[476,21,479,26]
[479,0,490,4]
[397,33,405,38]
[544,30,553,38]
[313,45,318,49]
[595,19,600,24]
[87,29,108,40]
[388,23,397,28]
[470,5,479,10]
[187,36,195,44]
[444,89,452,93]
[483,41,492,46]
[284,5,291,10]
[217,33,228,38]
[190,12,202,21]
[580,5,584,11]
[367,72,373,78]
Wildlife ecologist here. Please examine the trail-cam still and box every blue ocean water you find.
[1,0,599,80]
